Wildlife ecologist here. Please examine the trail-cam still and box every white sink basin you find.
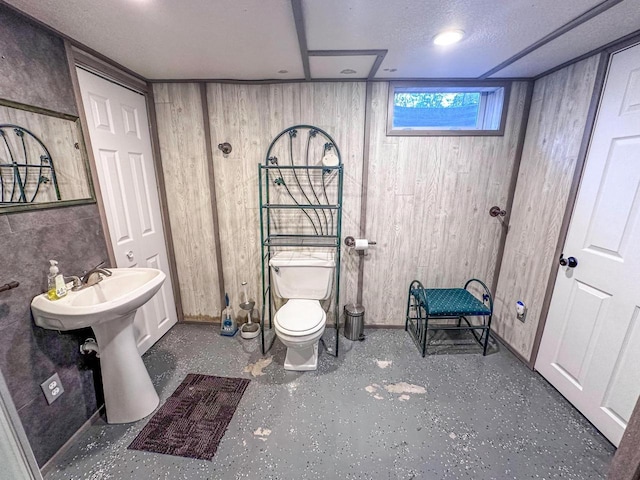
[31,268,166,424]
[31,268,165,330]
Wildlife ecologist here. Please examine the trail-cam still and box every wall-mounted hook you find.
[218,142,232,155]
[489,206,507,217]
[0,281,19,293]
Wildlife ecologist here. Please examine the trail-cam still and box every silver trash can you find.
[343,303,365,341]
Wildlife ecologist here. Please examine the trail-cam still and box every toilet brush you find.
[239,281,260,339]
[220,293,238,336]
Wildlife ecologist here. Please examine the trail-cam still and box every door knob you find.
[559,254,578,268]
[489,206,507,217]
[126,251,134,260]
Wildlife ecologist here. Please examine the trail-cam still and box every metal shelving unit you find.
[0,124,60,205]
[259,125,343,357]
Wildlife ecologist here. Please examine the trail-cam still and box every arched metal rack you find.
[259,125,343,357]
[0,124,60,205]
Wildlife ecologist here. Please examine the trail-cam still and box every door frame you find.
[65,41,184,324]
[529,34,640,370]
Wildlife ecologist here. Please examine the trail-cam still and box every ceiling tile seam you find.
[308,49,388,56]
[291,0,311,81]
[478,0,625,79]
[368,52,387,80]
[145,77,533,85]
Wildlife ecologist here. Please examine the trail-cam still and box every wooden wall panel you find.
[362,81,529,325]
[207,82,366,320]
[492,55,601,360]
[153,83,222,322]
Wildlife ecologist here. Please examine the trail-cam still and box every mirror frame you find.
[0,98,96,214]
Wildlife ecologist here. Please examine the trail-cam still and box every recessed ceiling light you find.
[433,29,465,46]
[340,69,357,74]
[278,70,288,74]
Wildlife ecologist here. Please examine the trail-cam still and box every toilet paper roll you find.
[354,239,369,251]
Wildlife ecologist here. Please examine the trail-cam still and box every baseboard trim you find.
[364,324,405,329]
[324,323,405,329]
[40,405,105,476]
[180,316,221,324]
[490,330,532,369]
[359,325,532,366]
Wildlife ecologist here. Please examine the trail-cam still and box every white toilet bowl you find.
[274,299,326,371]
[269,251,334,371]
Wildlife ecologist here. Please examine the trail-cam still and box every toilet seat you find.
[274,299,326,336]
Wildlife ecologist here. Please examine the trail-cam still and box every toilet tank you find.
[269,251,335,300]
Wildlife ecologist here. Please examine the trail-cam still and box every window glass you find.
[387,83,509,136]
[393,92,481,129]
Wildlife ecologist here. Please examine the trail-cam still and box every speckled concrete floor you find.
[44,325,614,480]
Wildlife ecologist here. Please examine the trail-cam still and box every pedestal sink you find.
[31,268,165,424]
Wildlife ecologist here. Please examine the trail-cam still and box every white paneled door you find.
[77,68,177,354]
[536,44,640,446]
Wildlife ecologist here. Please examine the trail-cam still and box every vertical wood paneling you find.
[207,83,264,316]
[155,80,532,331]
[207,82,366,318]
[492,55,601,360]
[152,83,222,322]
[362,81,529,325]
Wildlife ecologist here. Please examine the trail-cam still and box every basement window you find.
[387,82,510,136]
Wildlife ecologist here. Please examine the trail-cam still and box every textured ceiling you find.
[4,0,304,80]
[4,0,640,80]
[304,0,604,78]
[491,0,640,77]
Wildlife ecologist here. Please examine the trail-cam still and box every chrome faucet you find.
[65,275,83,292]
[81,261,112,287]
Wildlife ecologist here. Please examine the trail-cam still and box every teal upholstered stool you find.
[405,279,493,356]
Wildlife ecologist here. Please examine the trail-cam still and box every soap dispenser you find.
[47,260,67,300]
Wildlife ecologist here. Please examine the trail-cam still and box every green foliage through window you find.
[394,92,481,109]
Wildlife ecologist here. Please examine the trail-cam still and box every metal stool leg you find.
[483,315,492,356]
[422,316,429,357]
[405,290,412,332]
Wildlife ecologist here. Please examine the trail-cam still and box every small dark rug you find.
[128,374,250,461]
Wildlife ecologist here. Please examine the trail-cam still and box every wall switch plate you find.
[40,373,64,405]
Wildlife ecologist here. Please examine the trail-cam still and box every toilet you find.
[269,251,335,371]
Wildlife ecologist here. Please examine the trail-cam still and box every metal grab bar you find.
[0,281,19,293]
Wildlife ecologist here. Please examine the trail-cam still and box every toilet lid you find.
[275,299,326,335]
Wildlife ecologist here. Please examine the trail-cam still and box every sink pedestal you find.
[92,312,159,424]
[30,268,167,424]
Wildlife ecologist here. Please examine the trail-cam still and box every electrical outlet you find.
[41,373,64,405]
[516,301,527,323]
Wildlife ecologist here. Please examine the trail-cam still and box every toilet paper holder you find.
[344,236,376,255]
